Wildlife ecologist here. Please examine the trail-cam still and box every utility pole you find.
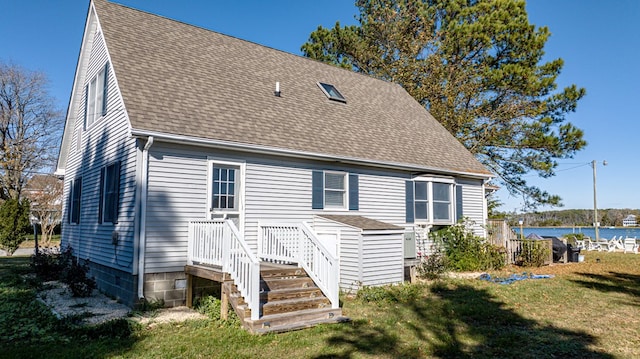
[592,160,607,241]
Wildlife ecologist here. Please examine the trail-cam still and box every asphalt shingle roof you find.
[318,215,402,231]
[93,0,491,176]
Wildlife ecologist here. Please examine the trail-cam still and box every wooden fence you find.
[486,219,554,265]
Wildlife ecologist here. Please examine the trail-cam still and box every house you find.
[56,0,492,332]
[623,215,637,227]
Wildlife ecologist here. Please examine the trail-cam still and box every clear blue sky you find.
[2,0,639,212]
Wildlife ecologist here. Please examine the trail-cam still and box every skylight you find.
[317,82,346,103]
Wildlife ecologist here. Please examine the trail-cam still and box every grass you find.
[1,252,639,358]
[19,234,61,248]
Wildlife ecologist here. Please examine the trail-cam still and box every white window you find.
[414,181,429,221]
[324,172,347,209]
[410,179,454,224]
[432,182,452,222]
[85,63,109,128]
[212,165,238,211]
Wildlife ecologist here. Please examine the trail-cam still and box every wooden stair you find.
[224,263,347,334]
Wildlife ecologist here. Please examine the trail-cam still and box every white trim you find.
[130,129,493,180]
[137,136,153,299]
[323,171,348,210]
[206,157,246,235]
[412,180,455,226]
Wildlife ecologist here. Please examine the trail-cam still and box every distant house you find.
[56,0,492,331]
[623,215,637,227]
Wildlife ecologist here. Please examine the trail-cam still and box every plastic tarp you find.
[478,272,555,285]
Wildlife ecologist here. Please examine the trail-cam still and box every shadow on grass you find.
[571,271,640,303]
[317,283,613,359]
[0,257,140,359]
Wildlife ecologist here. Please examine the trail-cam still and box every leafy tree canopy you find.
[302,0,586,208]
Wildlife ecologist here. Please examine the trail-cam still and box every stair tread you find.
[262,296,329,306]
[254,307,340,321]
[251,315,350,334]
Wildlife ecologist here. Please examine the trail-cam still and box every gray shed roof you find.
[93,0,491,177]
[318,215,402,231]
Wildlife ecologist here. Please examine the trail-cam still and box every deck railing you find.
[187,220,226,266]
[259,222,339,309]
[258,223,299,264]
[187,219,260,320]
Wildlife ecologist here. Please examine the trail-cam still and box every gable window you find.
[84,62,109,129]
[312,170,358,210]
[69,177,82,224]
[406,179,454,224]
[317,82,346,103]
[212,165,238,211]
[99,162,120,224]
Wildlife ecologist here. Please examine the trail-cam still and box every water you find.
[514,227,640,239]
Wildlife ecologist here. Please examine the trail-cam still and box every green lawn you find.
[1,252,639,358]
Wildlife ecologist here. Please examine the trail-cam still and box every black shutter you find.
[405,180,414,223]
[456,185,464,222]
[102,62,109,116]
[98,167,105,224]
[72,178,82,224]
[312,171,324,209]
[112,161,120,224]
[348,174,359,211]
[67,181,73,224]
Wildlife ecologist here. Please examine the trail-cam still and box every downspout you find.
[137,136,154,299]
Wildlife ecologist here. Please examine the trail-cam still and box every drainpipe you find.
[137,136,154,299]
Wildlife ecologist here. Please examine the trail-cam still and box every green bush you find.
[563,233,584,246]
[0,199,31,255]
[431,222,505,272]
[355,283,422,304]
[194,295,239,326]
[32,246,96,297]
[30,247,64,281]
[416,243,448,279]
[518,240,550,267]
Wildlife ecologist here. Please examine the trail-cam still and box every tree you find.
[24,174,63,247]
[0,61,63,201]
[302,0,586,208]
[0,198,31,255]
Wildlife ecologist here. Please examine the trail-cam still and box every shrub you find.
[416,243,448,279]
[518,240,550,267]
[355,283,422,304]
[30,247,63,281]
[0,199,31,255]
[194,295,240,326]
[32,246,97,297]
[563,233,584,246]
[431,222,505,272]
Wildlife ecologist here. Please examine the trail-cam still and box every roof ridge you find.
[99,0,398,88]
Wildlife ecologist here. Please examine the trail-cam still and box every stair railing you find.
[187,219,260,320]
[299,222,339,309]
[259,222,339,309]
[223,220,261,320]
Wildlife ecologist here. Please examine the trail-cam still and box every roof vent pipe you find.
[274,82,281,97]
